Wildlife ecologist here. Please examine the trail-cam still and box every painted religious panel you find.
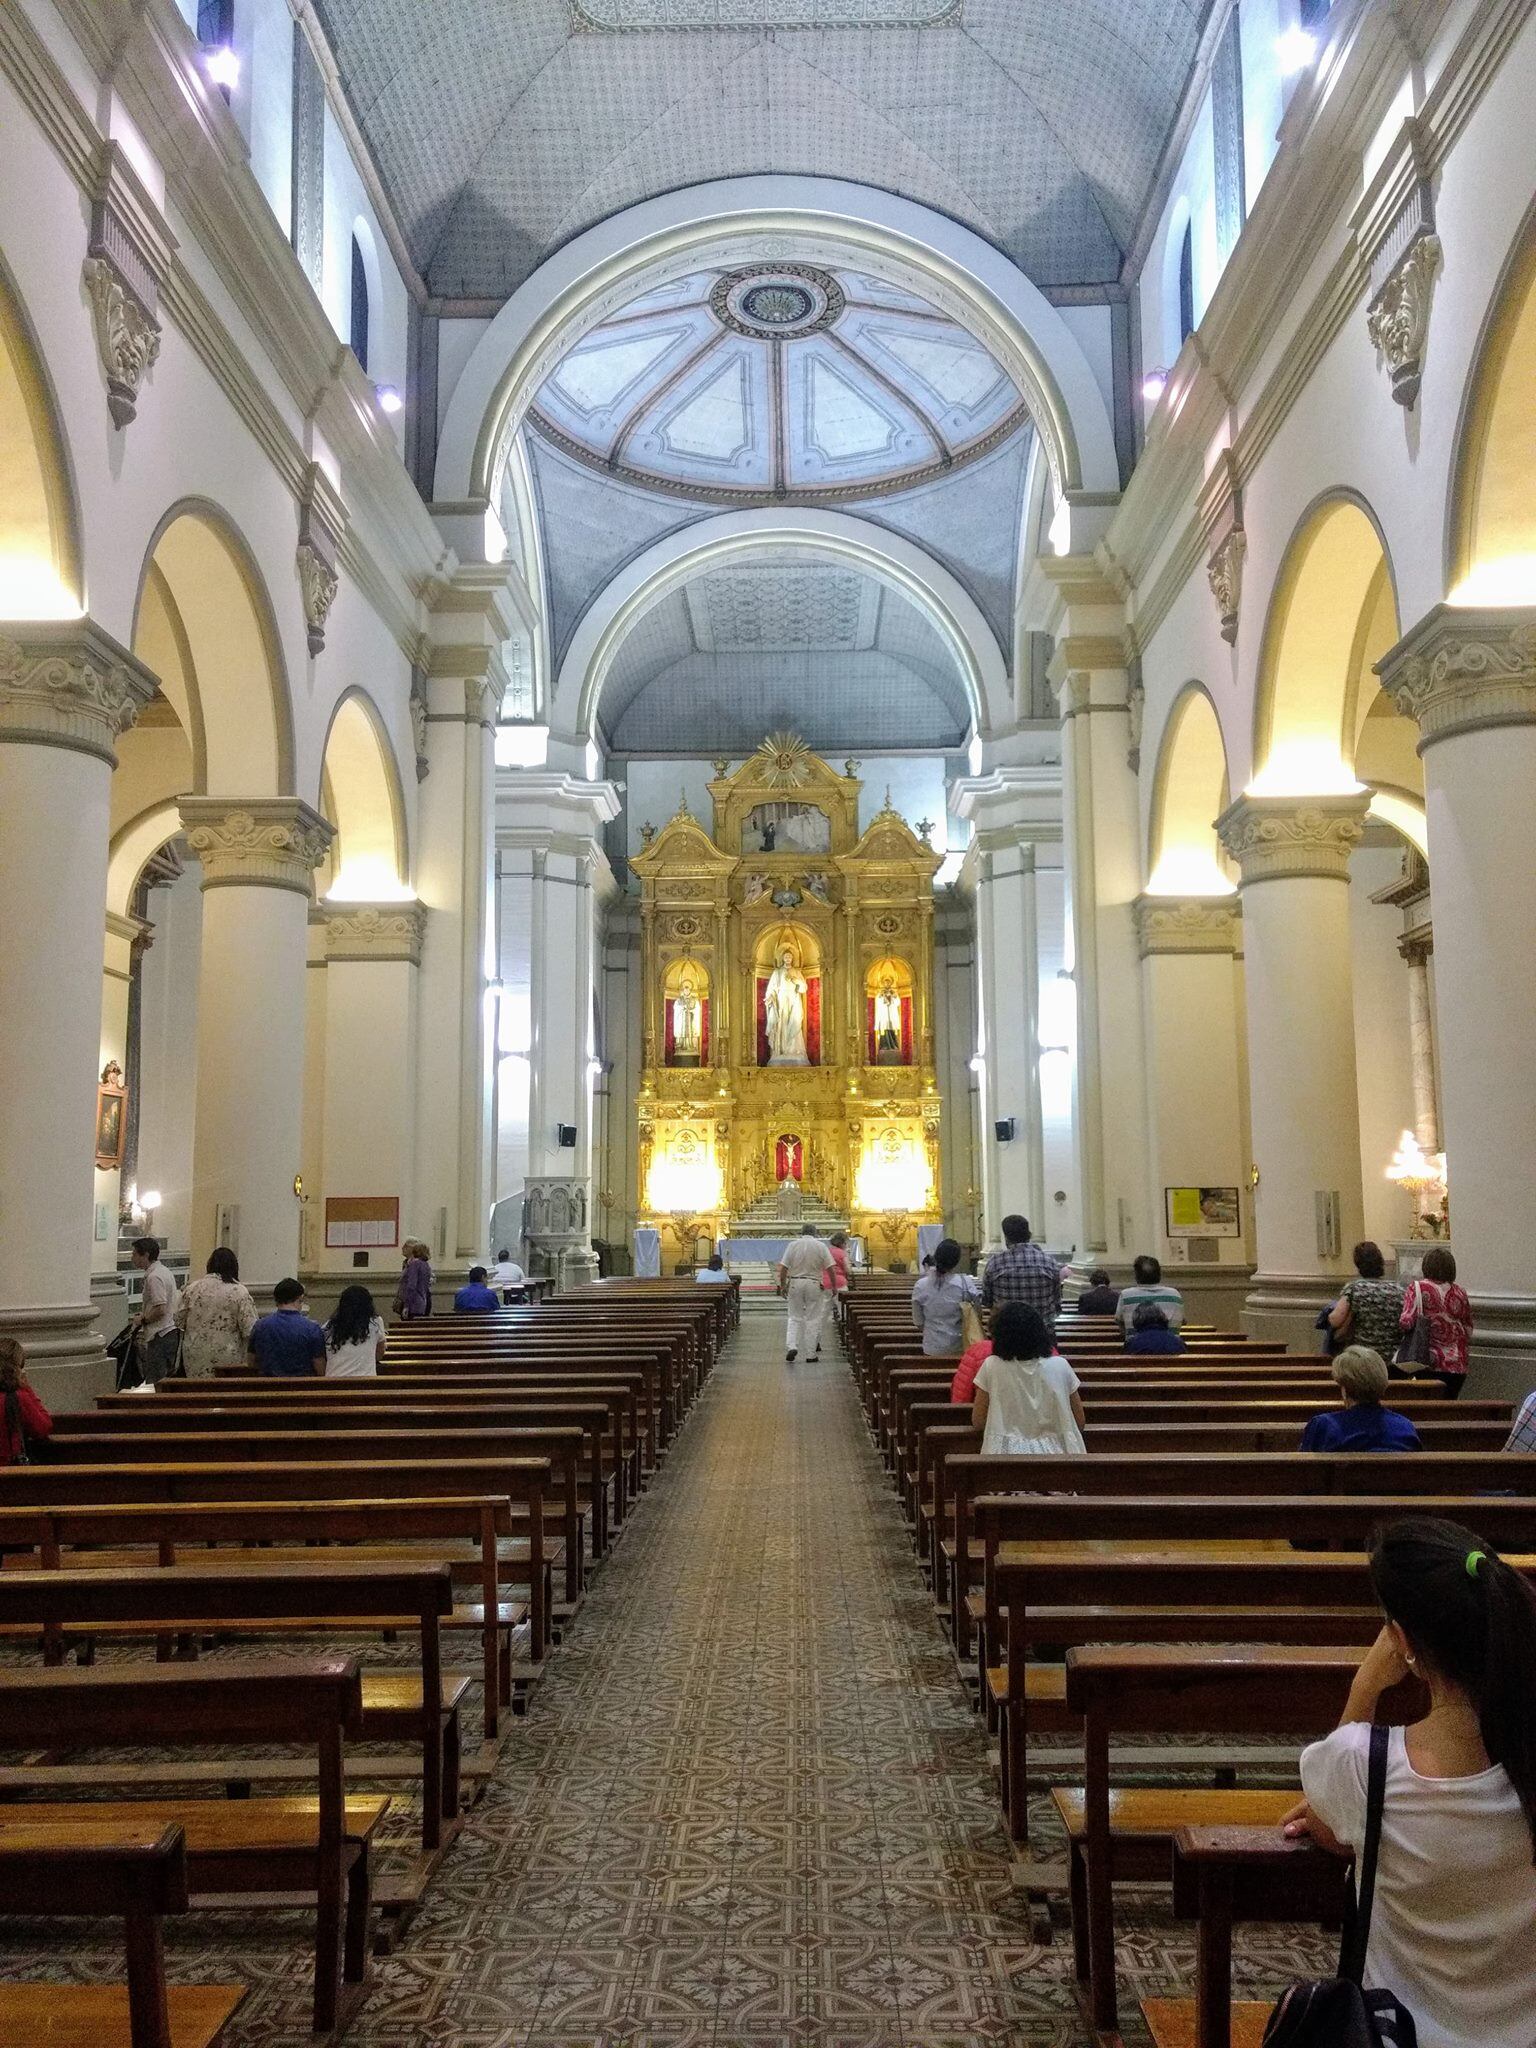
[742,800,831,855]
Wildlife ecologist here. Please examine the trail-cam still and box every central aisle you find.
[370,1314,1070,2045]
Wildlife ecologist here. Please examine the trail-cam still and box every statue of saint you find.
[763,947,809,1065]
[873,973,903,1062]
[671,974,702,1063]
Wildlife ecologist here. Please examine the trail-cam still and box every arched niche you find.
[1448,217,1536,603]
[752,921,822,1069]
[865,955,914,1068]
[0,260,82,617]
[131,504,293,798]
[661,955,709,1068]
[318,688,410,900]
[433,177,1119,517]
[1147,683,1234,895]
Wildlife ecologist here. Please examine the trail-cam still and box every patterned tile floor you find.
[2,1316,1326,2045]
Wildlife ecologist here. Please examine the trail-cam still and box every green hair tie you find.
[1466,1549,1486,1579]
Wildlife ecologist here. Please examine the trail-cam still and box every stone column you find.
[178,799,333,1290]
[414,570,508,1271]
[1134,895,1253,1323]
[1216,793,1371,1343]
[1398,932,1440,1152]
[318,902,426,1278]
[1378,603,1536,1385]
[1053,659,1152,1268]
[0,622,155,1400]
[496,772,621,1284]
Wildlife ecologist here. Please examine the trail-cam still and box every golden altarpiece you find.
[631,735,943,1267]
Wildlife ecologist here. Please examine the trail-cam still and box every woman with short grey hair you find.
[1301,1344,1422,1453]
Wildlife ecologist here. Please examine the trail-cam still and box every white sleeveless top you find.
[972,1354,1085,1456]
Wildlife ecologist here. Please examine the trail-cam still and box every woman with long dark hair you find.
[1284,1517,1536,2045]
[324,1285,386,1378]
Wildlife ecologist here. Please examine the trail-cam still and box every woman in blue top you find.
[910,1238,981,1356]
[1300,1344,1422,1452]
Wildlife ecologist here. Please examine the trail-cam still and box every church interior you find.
[2,0,1536,2041]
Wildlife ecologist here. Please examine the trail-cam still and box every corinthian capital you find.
[179,797,335,894]
[1215,791,1370,885]
[322,900,427,966]
[1133,894,1241,958]
[0,619,156,761]
[1376,603,1536,748]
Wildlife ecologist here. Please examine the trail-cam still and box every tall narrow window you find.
[350,235,370,373]
[197,0,233,42]
[1178,224,1195,344]
[1299,0,1331,25]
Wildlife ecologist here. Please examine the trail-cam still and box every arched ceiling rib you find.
[309,2,1213,299]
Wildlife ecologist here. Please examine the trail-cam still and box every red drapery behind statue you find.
[774,1134,803,1181]
[865,993,913,1065]
[756,977,819,1065]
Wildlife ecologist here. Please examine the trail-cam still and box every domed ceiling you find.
[529,265,1028,503]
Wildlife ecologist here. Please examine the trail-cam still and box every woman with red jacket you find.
[0,1338,52,1465]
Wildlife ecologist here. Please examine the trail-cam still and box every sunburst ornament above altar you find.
[754,732,815,788]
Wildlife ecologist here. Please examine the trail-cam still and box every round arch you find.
[318,687,411,899]
[1446,205,1536,602]
[553,508,1008,750]
[130,501,295,798]
[1146,682,1234,895]
[434,177,1120,517]
[106,800,186,919]
[0,255,83,617]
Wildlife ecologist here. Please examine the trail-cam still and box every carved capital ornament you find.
[179,797,335,894]
[1214,792,1370,885]
[82,258,161,428]
[1206,526,1246,645]
[0,621,157,761]
[1133,894,1241,958]
[1376,604,1536,748]
[323,900,427,966]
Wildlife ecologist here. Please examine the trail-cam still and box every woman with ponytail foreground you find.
[1282,1519,1536,2047]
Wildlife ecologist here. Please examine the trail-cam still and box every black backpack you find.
[1263,1724,1417,2048]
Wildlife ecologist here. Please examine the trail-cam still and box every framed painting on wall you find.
[94,1063,126,1169]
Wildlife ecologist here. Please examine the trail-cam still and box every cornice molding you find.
[178,796,334,894]
[1215,791,1370,885]
[1133,892,1241,958]
[1376,603,1536,748]
[0,619,157,762]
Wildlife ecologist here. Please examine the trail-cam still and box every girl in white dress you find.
[1285,1518,1536,2048]
[970,1304,1087,1456]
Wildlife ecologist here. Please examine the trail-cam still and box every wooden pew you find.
[0,1561,459,1859]
[1060,1645,1396,2038]
[0,1494,523,1741]
[0,1822,245,2048]
[0,1656,377,2037]
[32,1425,587,1604]
[1149,1827,1348,2048]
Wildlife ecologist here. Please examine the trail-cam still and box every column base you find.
[555,1245,600,1292]
[0,1300,112,1409]
[1241,1272,1343,1354]
[1465,1292,1536,1399]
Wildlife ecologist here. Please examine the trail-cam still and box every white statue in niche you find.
[763,947,809,1066]
[873,973,904,1062]
[671,973,702,1063]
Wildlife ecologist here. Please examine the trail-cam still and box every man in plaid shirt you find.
[980,1215,1062,1318]
[1505,1391,1536,1453]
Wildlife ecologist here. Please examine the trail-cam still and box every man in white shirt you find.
[775,1226,833,1365]
[488,1249,527,1303]
[130,1236,180,1382]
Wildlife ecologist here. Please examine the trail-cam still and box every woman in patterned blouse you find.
[1397,1246,1473,1398]
[1327,1240,1405,1366]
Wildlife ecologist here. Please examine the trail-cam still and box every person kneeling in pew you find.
[1284,1519,1536,2048]
[1300,1345,1422,1454]
[247,1279,327,1378]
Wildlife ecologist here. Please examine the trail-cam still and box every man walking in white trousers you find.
[776,1225,833,1364]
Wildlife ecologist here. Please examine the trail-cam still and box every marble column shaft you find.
[0,621,155,1394]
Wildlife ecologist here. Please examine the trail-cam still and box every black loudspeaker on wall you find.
[556,1124,578,1148]
[994,1117,1016,1143]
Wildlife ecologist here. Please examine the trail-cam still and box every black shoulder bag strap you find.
[1338,1721,1391,1985]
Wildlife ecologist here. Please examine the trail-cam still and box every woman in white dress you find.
[324,1285,387,1378]
[970,1304,1087,1456]
[1283,1518,1536,2048]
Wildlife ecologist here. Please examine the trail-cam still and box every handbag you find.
[1262,1724,1417,2047]
[960,1299,987,1351]
[108,1322,141,1392]
[1393,1285,1433,1372]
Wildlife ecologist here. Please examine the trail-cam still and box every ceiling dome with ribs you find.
[528,264,1027,504]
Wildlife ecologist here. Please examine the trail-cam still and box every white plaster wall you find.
[240,0,295,237]
[1034,865,1080,1260]
[495,856,534,1203]
[135,864,202,1259]
[1350,843,1418,1251]
[436,316,492,443]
